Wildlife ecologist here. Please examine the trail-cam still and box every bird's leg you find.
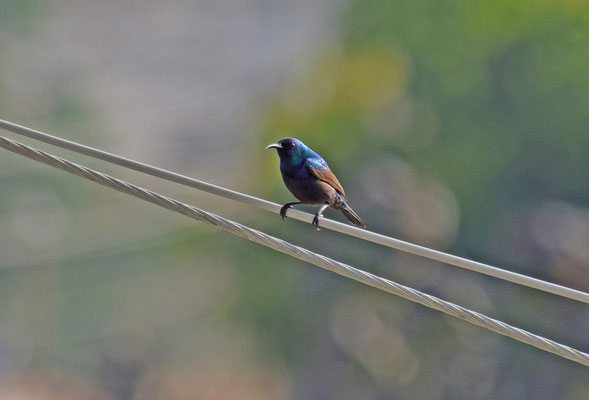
[312,204,330,230]
[280,202,302,220]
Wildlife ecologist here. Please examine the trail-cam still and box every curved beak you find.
[265,143,283,150]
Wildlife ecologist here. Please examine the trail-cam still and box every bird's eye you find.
[289,142,296,148]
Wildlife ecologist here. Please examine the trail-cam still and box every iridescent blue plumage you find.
[266,138,366,229]
[306,156,329,171]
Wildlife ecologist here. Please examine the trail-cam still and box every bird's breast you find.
[280,162,309,179]
[280,162,336,204]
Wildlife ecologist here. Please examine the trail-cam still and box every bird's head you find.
[265,138,310,163]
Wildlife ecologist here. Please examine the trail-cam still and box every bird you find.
[265,137,366,229]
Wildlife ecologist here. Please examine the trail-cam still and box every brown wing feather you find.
[307,165,347,200]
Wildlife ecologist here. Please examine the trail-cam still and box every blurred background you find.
[1,0,588,398]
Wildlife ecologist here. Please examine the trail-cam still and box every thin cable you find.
[1,119,588,305]
[1,135,587,367]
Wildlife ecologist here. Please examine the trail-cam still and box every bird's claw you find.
[312,213,322,231]
[280,204,292,220]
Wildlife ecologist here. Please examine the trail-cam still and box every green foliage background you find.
[0,1,588,399]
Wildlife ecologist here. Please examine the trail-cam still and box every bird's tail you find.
[340,203,366,228]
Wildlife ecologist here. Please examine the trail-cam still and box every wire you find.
[1,118,589,305]
[1,135,587,367]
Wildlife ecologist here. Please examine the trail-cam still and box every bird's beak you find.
[265,143,283,150]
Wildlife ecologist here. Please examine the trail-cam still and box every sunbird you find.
[265,138,366,229]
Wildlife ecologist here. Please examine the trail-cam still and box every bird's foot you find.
[280,204,292,220]
[312,213,323,231]
[312,204,329,231]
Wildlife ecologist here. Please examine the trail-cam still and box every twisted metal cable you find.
[1,135,588,367]
[2,119,588,304]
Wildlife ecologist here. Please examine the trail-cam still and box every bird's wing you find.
[306,158,347,200]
